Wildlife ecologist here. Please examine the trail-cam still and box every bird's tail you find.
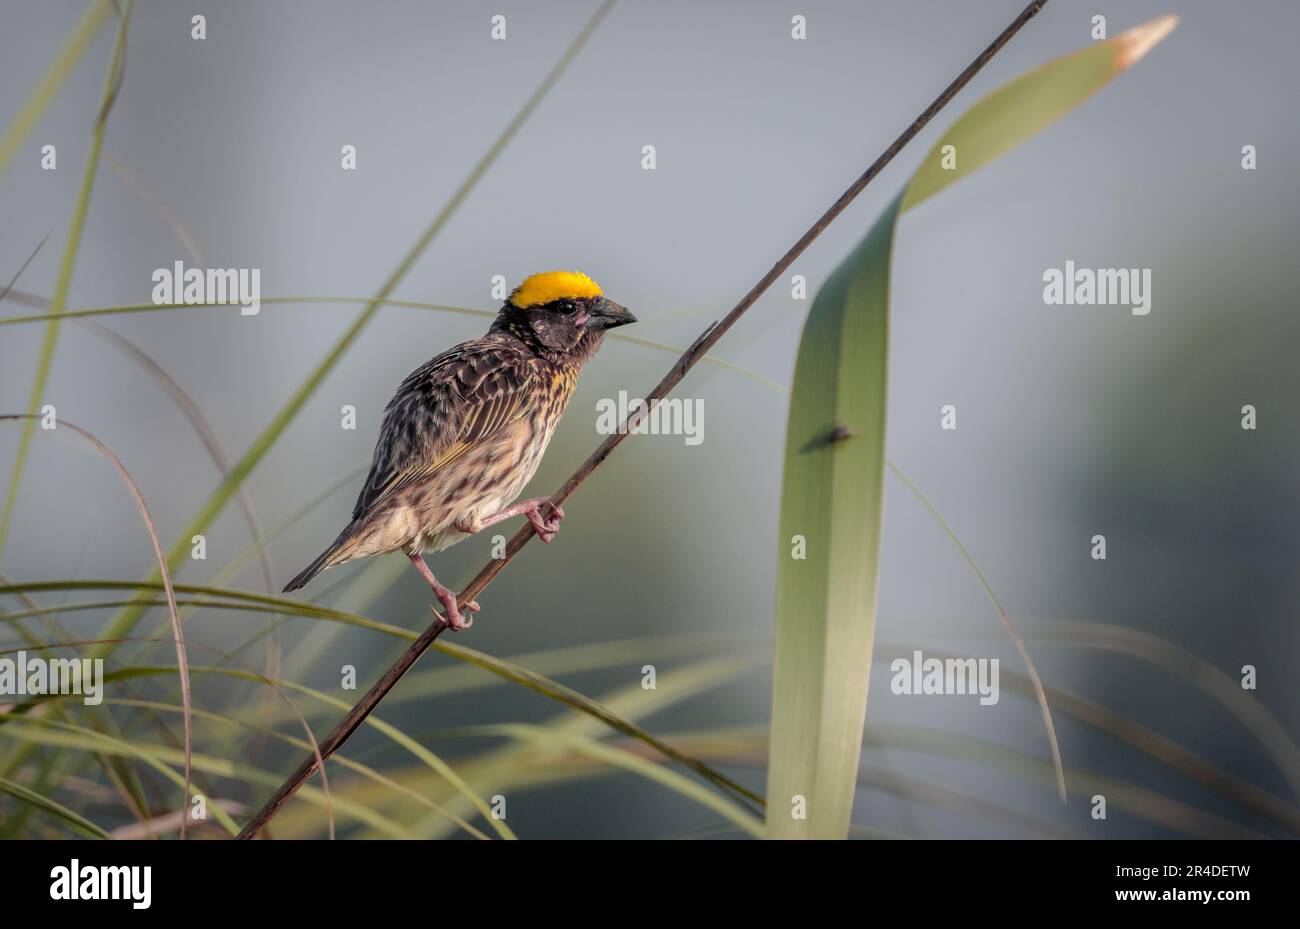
[283,527,355,592]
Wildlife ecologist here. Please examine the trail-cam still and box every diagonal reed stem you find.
[238,0,1051,839]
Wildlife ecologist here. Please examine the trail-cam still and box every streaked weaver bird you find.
[283,271,635,629]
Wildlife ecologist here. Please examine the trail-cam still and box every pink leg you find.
[465,497,565,543]
[406,552,479,630]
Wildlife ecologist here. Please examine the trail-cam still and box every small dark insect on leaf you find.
[799,423,857,454]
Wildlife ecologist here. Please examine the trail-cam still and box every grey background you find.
[1,0,1296,838]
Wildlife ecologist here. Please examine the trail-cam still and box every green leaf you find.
[766,14,1178,839]
[0,774,110,839]
[767,196,898,839]
[902,15,1179,212]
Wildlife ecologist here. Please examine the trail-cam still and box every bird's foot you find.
[522,499,565,543]
[467,498,565,540]
[408,551,478,630]
[433,585,480,631]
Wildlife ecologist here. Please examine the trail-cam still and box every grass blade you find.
[0,713,414,838]
[0,773,110,839]
[0,413,192,835]
[108,697,489,839]
[0,0,112,176]
[0,0,132,560]
[437,640,764,811]
[460,723,764,838]
[405,656,760,839]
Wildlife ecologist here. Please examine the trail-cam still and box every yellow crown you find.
[509,270,603,309]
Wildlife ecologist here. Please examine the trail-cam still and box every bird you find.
[282,270,636,629]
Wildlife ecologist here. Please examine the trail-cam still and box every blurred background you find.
[0,0,1296,838]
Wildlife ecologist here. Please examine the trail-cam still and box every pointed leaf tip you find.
[1115,14,1179,70]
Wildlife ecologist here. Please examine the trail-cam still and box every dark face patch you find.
[521,297,594,352]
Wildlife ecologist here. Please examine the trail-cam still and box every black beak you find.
[589,296,637,330]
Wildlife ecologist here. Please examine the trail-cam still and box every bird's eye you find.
[557,300,577,316]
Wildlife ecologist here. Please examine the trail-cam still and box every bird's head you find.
[497,271,636,355]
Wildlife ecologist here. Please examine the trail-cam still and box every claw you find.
[407,551,476,630]
[526,501,564,543]
[433,588,478,631]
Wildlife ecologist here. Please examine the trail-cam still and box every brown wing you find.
[351,339,537,520]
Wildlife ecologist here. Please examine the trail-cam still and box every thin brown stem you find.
[238,0,1051,840]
